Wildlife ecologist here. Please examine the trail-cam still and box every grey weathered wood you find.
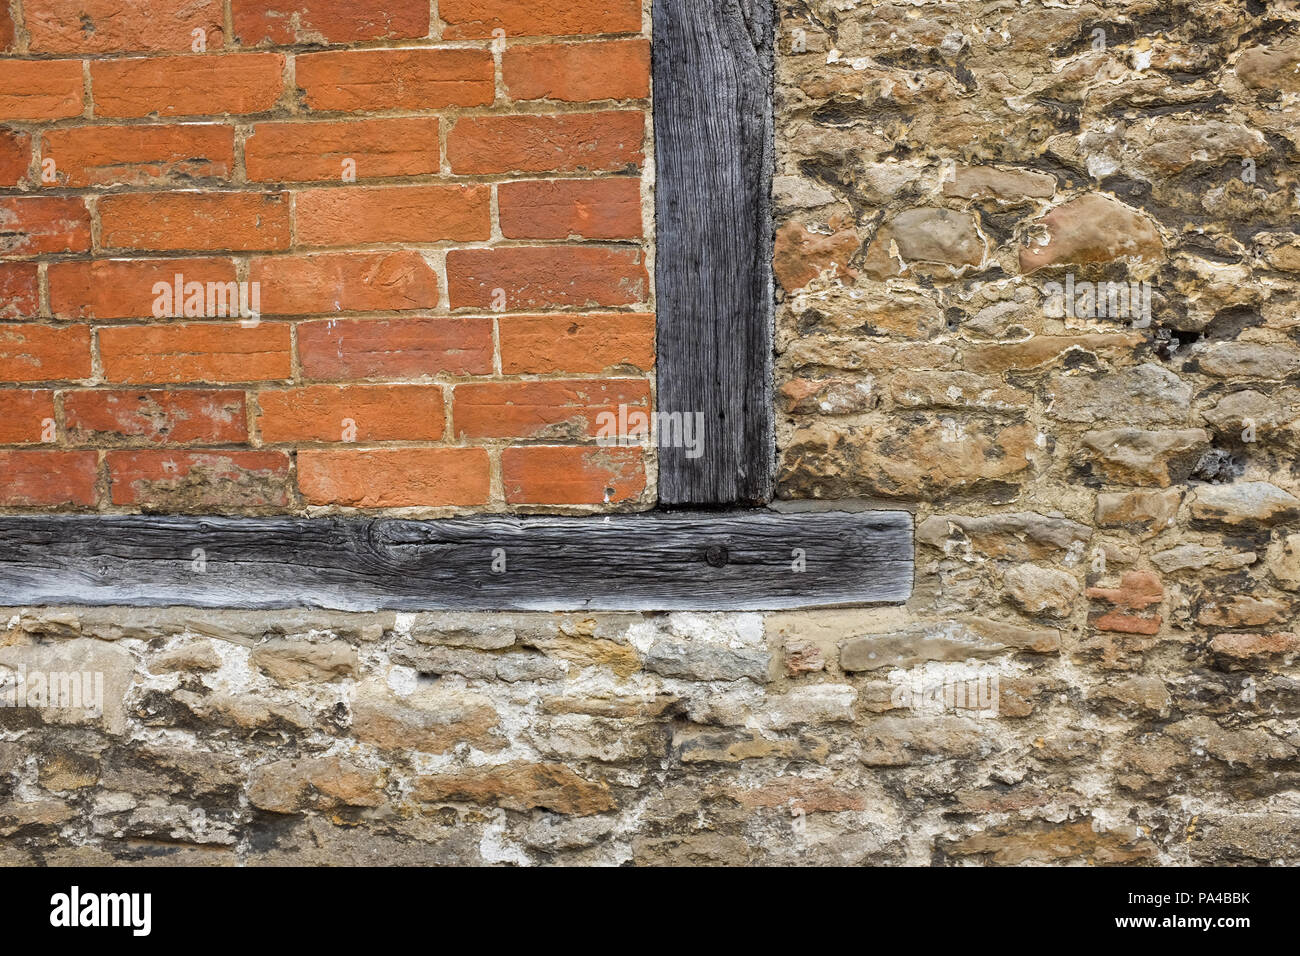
[0,512,911,611]
[654,0,775,505]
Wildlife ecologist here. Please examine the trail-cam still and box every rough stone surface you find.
[771,0,1300,866]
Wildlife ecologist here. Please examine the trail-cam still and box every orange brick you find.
[296,48,493,112]
[0,5,13,52]
[0,59,83,120]
[0,450,98,506]
[0,389,56,444]
[441,0,642,39]
[0,197,91,256]
[41,123,234,188]
[503,39,649,102]
[447,247,648,310]
[0,128,32,186]
[49,258,239,320]
[0,324,92,382]
[498,178,642,239]
[448,111,643,174]
[100,323,292,384]
[0,264,40,319]
[1087,571,1164,610]
[245,117,440,182]
[251,252,441,314]
[453,379,649,439]
[233,0,429,45]
[502,445,645,504]
[1094,611,1162,635]
[298,447,490,507]
[107,449,290,508]
[298,317,492,379]
[296,184,491,246]
[499,313,653,374]
[65,389,247,444]
[257,384,444,443]
[91,54,285,118]
[26,0,225,54]
[99,192,290,252]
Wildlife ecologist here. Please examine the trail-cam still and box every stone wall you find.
[3,0,1300,867]
[770,0,1300,863]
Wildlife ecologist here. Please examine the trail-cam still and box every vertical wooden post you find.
[653,0,775,506]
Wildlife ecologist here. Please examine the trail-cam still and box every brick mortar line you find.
[0,34,650,60]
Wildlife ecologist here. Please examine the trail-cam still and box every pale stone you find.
[1003,564,1079,617]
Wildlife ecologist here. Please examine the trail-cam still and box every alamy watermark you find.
[888,663,1000,718]
[1041,273,1153,327]
[152,273,261,326]
[50,886,151,936]
[0,666,104,717]
[596,404,706,460]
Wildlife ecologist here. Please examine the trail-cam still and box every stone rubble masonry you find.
[769,0,1300,865]
[0,0,654,515]
[4,0,1300,867]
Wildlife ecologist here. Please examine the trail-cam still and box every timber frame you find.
[0,0,914,612]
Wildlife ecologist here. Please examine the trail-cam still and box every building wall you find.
[3,0,1300,866]
[0,0,654,515]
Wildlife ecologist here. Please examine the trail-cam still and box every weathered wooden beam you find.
[0,512,912,611]
[653,0,775,506]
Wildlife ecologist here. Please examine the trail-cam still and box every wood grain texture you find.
[0,511,912,611]
[653,0,775,505]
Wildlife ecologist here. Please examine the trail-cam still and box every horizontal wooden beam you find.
[0,511,912,612]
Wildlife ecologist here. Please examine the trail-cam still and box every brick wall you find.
[0,0,654,514]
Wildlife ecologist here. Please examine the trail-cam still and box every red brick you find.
[298,317,492,379]
[107,449,290,508]
[26,0,225,54]
[0,60,83,121]
[502,445,645,504]
[296,185,491,246]
[245,116,440,182]
[298,447,490,507]
[1087,571,1164,610]
[499,313,653,374]
[233,0,429,45]
[0,390,56,444]
[441,0,641,39]
[448,111,643,174]
[296,48,493,112]
[91,54,285,118]
[498,178,642,239]
[0,324,92,382]
[0,197,91,256]
[257,384,444,443]
[99,192,290,252]
[48,258,239,320]
[453,379,649,439]
[503,39,649,102]
[65,389,247,445]
[447,247,647,310]
[251,252,441,315]
[100,323,292,384]
[0,264,40,320]
[0,450,97,506]
[0,5,13,52]
[1093,612,1162,635]
[41,123,234,188]
[0,128,32,186]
